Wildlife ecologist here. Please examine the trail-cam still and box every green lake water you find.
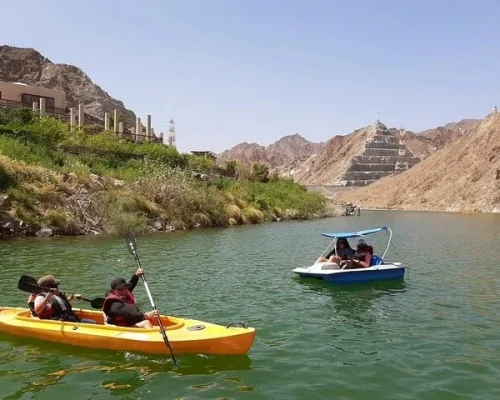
[0,211,499,399]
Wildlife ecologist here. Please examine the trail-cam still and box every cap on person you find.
[37,275,61,287]
[110,278,130,290]
[357,238,367,247]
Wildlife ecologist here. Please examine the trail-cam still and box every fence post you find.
[146,114,152,142]
[135,117,141,142]
[78,103,84,128]
[104,112,110,131]
[118,121,124,138]
[32,102,39,113]
[113,110,118,133]
[70,108,76,130]
[159,131,164,145]
[39,98,46,116]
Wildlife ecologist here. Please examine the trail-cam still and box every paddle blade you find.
[18,275,44,294]
[90,297,105,309]
[125,231,137,255]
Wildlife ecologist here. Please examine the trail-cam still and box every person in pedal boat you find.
[33,275,96,323]
[102,267,159,328]
[315,238,355,267]
[340,238,372,269]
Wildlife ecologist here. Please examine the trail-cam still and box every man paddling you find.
[102,267,159,328]
[32,275,96,323]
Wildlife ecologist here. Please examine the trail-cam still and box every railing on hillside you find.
[121,129,163,144]
[83,112,104,126]
[0,99,163,145]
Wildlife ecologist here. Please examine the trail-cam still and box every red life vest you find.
[103,291,139,326]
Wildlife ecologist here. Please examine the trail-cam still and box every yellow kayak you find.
[0,307,256,356]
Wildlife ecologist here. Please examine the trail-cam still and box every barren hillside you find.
[336,113,500,212]
[404,119,482,159]
[279,125,374,184]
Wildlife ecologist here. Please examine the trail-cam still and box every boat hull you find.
[293,263,406,284]
[0,307,255,356]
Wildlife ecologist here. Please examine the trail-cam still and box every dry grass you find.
[226,204,243,222]
[243,206,264,223]
[0,154,59,186]
[44,208,80,234]
[192,212,211,226]
[131,193,162,217]
[228,217,238,226]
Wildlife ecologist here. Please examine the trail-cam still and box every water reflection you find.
[295,277,407,320]
[1,332,253,398]
[1,331,252,368]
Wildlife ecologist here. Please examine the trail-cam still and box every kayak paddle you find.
[17,275,105,309]
[125,231,178,367]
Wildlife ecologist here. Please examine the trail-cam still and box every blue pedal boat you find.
[292,227,408,284]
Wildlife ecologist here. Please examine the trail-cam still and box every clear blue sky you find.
[1,0,499,152]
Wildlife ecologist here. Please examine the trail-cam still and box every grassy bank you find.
[0,109,335,238]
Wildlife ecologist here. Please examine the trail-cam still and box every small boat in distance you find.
[292,227,408,284]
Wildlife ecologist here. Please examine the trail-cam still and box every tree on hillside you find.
[225,160,237,173]
[252,163,269,183]
[189,155,215,173]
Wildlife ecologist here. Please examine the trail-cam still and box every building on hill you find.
[191,151,217,161]
[335,121,420,186]
[0,80,167,145]
[0,80,66,115]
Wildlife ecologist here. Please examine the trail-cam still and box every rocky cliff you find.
[217,133,322,167]
[404,119,482,159]
[0,45,136,126]
[336,113,500,212]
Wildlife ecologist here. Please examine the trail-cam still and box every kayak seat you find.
[370,255,383,266]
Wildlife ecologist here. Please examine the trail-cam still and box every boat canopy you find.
[321,227,388,239]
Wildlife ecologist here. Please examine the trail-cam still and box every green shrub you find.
[189,155,215,172]
[0,111,328,235]
[0,162,17,190]
[252,163,270,183]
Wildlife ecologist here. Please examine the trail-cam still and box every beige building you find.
[0,81,66,113]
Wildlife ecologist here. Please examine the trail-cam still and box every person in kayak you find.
[102,267,159,328]
[33,275,96,323]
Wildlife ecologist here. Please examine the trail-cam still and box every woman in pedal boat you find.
[315,238,355,268]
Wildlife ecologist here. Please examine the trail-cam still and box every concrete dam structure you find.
[336,121,420,186]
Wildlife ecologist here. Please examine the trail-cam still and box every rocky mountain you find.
[336,112,500,212]
[0,45,136,126]
[279,122,420,185]
[217,133,322,167]
[403,118,482,159]
[218,118,481,185]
